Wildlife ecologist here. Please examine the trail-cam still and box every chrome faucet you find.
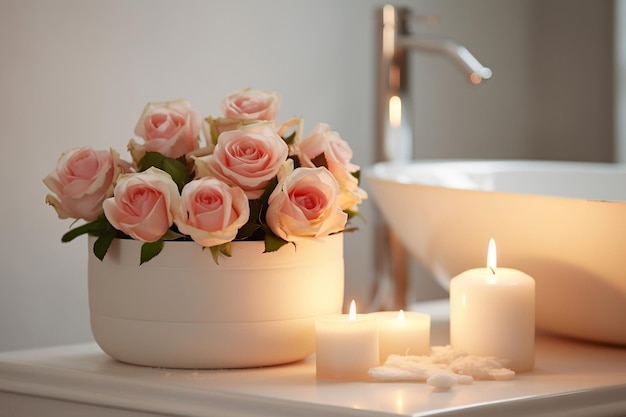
[376,4,492,163]
[372,5,492,310]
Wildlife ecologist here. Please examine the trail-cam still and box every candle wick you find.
[489,266,496,275]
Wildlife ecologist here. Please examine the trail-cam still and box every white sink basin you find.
[365,160,626,346]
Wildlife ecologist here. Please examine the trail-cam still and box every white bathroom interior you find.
[0,0,622,353]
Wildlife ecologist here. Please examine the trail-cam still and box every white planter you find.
[87,234,344,369]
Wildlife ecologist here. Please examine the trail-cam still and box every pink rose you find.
[44,147,126,221]
[133,99,202,160]
[221,88,280,121]
[266,167,347,242]
[299,123,367,211]
[300,123,356,169]
[174,178,250,247]
[194,123,289,199]
[102,167,181,242]
[196,116,258,157]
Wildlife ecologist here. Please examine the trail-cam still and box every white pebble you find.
[368,366,424,381]
[427,373,458,391]
[457,374,474,385]
[489,368,516,380]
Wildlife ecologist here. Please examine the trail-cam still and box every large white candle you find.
[315,300,379,380]
[369,310,431,364]
[450,239,535,372]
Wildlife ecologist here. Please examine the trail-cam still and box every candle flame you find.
[349,299,357,322]
[389,95,402,128]
[397,309,405,321]
[487,238,497,273]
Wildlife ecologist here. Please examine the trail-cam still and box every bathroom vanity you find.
[1,300,625,417]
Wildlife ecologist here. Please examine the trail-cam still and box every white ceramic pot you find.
[88,234,344,369]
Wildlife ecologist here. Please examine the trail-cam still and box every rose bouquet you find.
[44,88,367,264]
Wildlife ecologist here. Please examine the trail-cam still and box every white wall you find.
[529,0,614,162]
[0,0,613,351]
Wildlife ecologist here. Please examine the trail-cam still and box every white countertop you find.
[1,300,626,417]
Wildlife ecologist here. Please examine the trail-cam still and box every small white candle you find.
[450,238,535,372]
[370,310,431,364]
[315,300,379,380]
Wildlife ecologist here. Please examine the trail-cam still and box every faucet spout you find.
[398,35,492,84]
[376,4,492,163]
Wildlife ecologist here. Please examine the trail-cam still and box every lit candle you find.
[370,310,431,364]
[315,300,379,380]
[450,238,535,372]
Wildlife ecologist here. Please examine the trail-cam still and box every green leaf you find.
[345,209,358,222]
[345,207,366,223]
[162,157,192,191]
[93,228,118,261]
[282,130,297,145]
[264,232,289,253]
[249,199,263,222]
[139,152,192,192]
[259,176,278,204]
[209,242,231,264]
[61,216,108,242]
[234,199,262,240]
[140,240,164,265]
[162,229,187,241]
[138,151,162,171]
[209,246,220,264]
[235,221,260,240]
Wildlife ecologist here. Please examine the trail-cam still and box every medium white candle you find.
[370,310,431,364]
[450,239,535,372]
[315,300,379,380]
